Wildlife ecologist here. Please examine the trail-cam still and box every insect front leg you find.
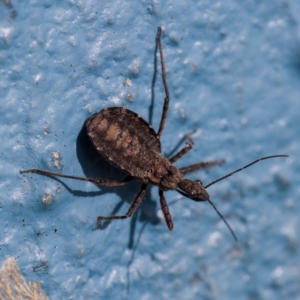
[179,160,225,175]
[95,183,147,229]
[159,190,173,231]
[167,130,196,163]
[169,143,194,163]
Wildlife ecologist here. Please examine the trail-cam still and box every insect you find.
[21,27,288,240]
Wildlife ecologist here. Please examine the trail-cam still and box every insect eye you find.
[195,179,202,185]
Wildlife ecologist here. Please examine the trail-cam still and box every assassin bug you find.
[21,27,288,240]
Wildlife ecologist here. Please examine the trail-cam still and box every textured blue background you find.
[0,1,299,299]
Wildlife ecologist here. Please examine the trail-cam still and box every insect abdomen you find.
[85,107,161,178]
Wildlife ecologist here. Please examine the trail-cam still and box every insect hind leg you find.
[156,26,171,138]
[20,168,134,186]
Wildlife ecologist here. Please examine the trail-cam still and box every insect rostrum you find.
[20,27,288,241]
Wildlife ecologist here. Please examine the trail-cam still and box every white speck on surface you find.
[281,222,296,241]
[69,35,77,47]
[34,73,43,85]
[278,119,286,127]
[124,78,132,87]
[207,231,222,247]
[108,96,121,106]
[157,209,165,224]
[242,274,250,282]
[194,41,202,48]
[106,267,127,288]
[155,252,169,262]
[191,245,205,258]
[11,188,25,205]
[241,118,248,126]
[182,208,191,218]
[272,266,284,278]
[0,27,13,44]
[268,19,285,28]
[284,198,293,208]
[219,119,228,130]
[128,59,141,76]
[106,269,117,287]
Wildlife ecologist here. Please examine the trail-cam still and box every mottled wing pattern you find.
[85,107,161,178]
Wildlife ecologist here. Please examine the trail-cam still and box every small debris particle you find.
[43,127,50,135]
[179,108,186,119]
[127,93,134,102]
[124,78,132,87]
[51,151,63,171]
[53,152,59,159]
[42,194,53,204]
[33,261,48,272]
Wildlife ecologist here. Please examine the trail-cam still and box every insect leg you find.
[169,143,193,163]
[166,130,195,158]
[179,160,225,175]
[159,190,173,231]
[20,168,134,187]
[95,183,147,229]
[156,26,171,138]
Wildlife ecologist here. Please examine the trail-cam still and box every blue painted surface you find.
[0,1,299,299]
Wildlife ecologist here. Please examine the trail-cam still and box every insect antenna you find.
[177,190,238,241]
[205,155,288,189]
[206,198,238,241]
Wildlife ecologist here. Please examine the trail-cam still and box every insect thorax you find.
[147,157,182,191]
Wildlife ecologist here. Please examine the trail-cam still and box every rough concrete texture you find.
[0,1,299,299]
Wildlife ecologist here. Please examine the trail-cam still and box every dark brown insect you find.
[21,27,288,240]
